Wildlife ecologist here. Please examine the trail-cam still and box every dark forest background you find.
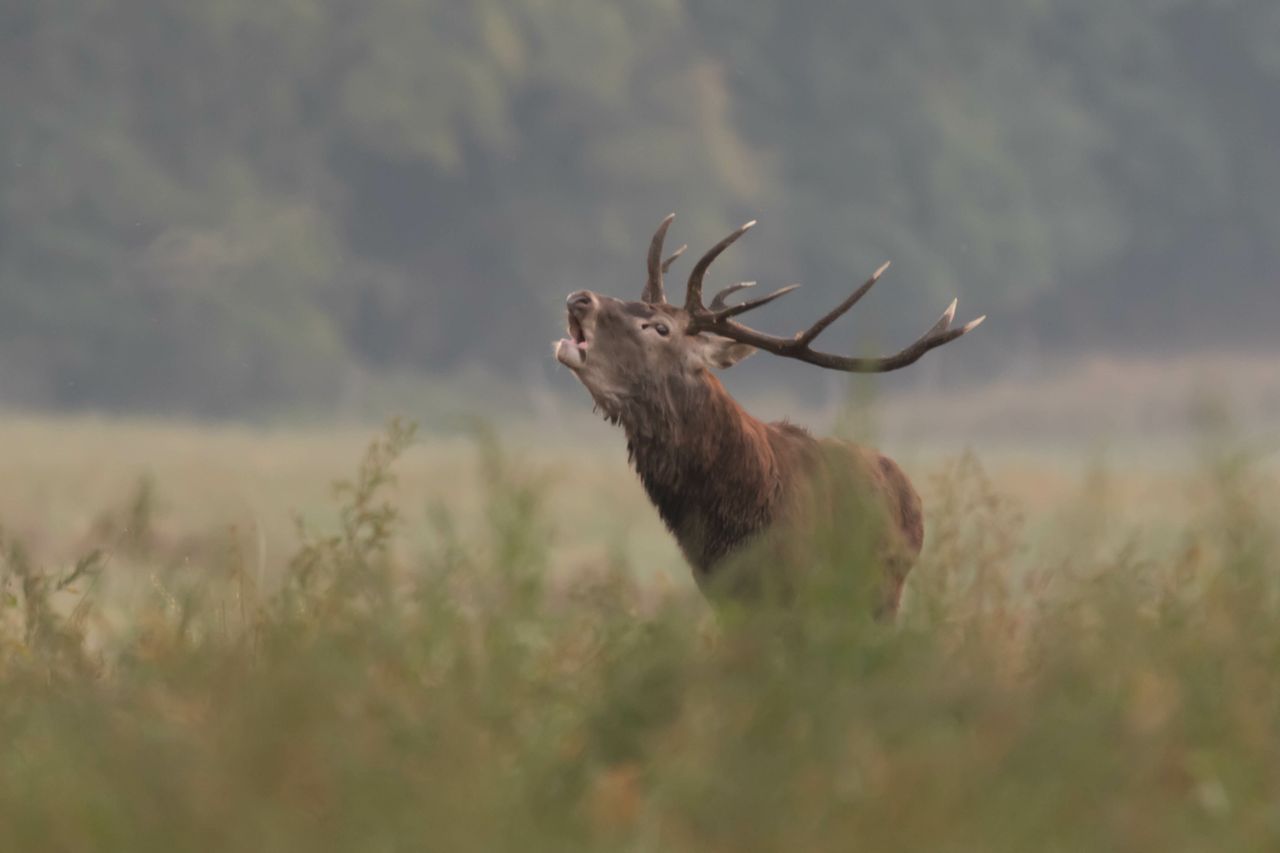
[2,0,1278,416]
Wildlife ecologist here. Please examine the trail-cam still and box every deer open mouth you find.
[554,314,590,369]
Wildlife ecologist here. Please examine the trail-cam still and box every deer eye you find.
[649,321,670,337]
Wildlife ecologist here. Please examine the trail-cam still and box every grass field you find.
[1,400,1278,851]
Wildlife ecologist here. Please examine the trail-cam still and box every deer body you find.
[555,214,980,618]
[623,368,923,612]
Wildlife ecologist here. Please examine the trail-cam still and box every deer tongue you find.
[553,337,587,369]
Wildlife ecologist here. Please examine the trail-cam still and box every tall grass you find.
[1,419,1277,851]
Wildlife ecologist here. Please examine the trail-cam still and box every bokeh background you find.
[5,6,1280,848]
[3,0,1278,429]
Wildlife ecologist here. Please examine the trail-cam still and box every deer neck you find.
[620,372,782,571]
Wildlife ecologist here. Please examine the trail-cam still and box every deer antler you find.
[683,222,985,373]
[662,245,686,274]
[641,214,688,304]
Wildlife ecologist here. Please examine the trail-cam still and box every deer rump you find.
[555,213,981,621]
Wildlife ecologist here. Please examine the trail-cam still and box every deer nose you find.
[566,291,595,315]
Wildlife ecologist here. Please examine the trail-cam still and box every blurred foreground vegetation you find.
[1,418,1278,851]
[4,0,1280,414]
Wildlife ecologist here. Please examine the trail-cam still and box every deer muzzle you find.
[555,291,595,369]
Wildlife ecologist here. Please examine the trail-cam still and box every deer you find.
[553,214,984,618]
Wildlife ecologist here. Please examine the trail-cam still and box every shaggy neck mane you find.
[619,371,787,572]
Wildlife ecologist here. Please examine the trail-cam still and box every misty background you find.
[1,0,1277,422]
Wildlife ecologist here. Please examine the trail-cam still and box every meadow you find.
[1,391,1278,851]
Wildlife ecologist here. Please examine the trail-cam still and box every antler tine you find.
[685,220,756,312]
[642,213,677,304]
[661,244,687,274]
[709,284,801,321]
[925,298,958,337]
[795,261,890,346]
[709,281,756,310]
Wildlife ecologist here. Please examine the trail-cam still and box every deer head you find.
[554,213,985,423]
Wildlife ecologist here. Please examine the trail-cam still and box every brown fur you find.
[622,371,922,617]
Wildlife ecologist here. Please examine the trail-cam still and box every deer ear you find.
[697,334,756,370]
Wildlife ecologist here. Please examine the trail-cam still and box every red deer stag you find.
[553,214,984,618]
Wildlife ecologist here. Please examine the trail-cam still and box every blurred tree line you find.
[1,0,1277,415]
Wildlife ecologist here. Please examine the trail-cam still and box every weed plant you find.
[1,418,1277,851]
